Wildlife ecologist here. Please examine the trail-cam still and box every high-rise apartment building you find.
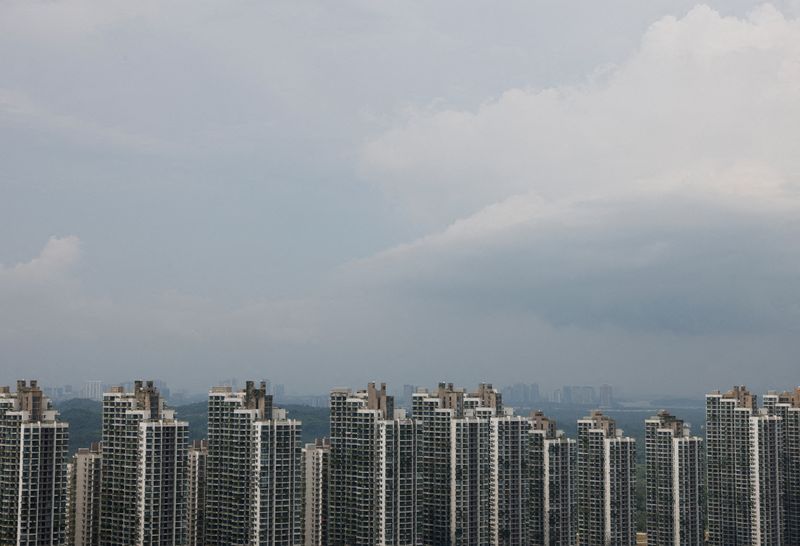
[598,385,613,408]
[329,383,417,546]
[527,411,576,546]
[0,380,70,546]
[413,383,461,546]
[576,410,636,546]
[502,383,540,407]
[763,387,800,545]
[561,386,597,406]
[187,440,207,546]
[302,438,330,546]
[451,406,495,546]
[99,380,189,546]
[706,386,783,546]
[644,411,703,546]
[68,442,102,546]
[80,381,103,402]
[412,383,502,546]
[205,381,303,546]
[492,414,531,546]
[401,384,418,407]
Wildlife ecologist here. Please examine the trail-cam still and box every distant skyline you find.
[2,1,800,396]
[0,376,772,405]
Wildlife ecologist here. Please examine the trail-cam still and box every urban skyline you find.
[9,376,746,410]
[4,1,799,544]
[2,378,799,545]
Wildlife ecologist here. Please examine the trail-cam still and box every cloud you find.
[4,3,800,394]
[0,236,321,388]
[351,5,800,335]
[361,4,800,223]
[0,89,170,155]
[0,235,81,282]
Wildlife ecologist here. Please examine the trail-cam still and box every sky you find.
[2,1,800,397]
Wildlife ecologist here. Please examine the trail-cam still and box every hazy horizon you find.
[3,1,800,397]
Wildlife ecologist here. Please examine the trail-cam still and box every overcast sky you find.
[2,1,800,397]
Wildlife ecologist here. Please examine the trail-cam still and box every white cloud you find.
[0,235,81,282]
[361,4,800,224]
[4,3,800,394]
[352,5,800,336]
[0,89,171,155]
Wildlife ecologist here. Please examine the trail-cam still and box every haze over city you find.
[3,1,800,396]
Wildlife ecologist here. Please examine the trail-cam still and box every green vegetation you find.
[176,401,208,442]
[58,398,102,455]
[285,405,329,442]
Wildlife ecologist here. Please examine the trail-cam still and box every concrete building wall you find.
[0,381,70,546]
[70,443,102,546]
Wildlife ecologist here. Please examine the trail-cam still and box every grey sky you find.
[2,1,800,396]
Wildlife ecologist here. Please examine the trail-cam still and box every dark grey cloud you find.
[351,190,800,335]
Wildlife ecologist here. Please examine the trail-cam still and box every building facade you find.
[99,380,189,546]
[644,411,703,546]
[302,438,330,546]
[450,408,494,546]
[492,415,530,546]
[69,443,102,546]
[706,386,783,546]
[187,440,207,546]
[205,381,303,546]
[413,383,462,546]
[576,410,636,546]
[79,381,104,402]
[329,383,417,546]
[412,383,503,546]
[527,411,576,546]
[0,380,70,546]
[764,387,800,546]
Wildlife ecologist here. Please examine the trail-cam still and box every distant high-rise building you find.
[187,440,207,546]
[152,379,171,400]
[80,380,103,402]
[502,383,541,407]
[68,442,102,546]
[0,380,70,546]
[205,381,303,546]
[329,383,417,546]
[413,382,502,546]
[402,384,417,406]
[530,382,540,404]
[527,411,576,546]
[598,385,613,408]
[46,384,75,402]
[576,410,636,546]
[302,438,330,546]
[763,388,800,545]
[644,411,703,546]
[99,380,189,546]
[706,386,783,546]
